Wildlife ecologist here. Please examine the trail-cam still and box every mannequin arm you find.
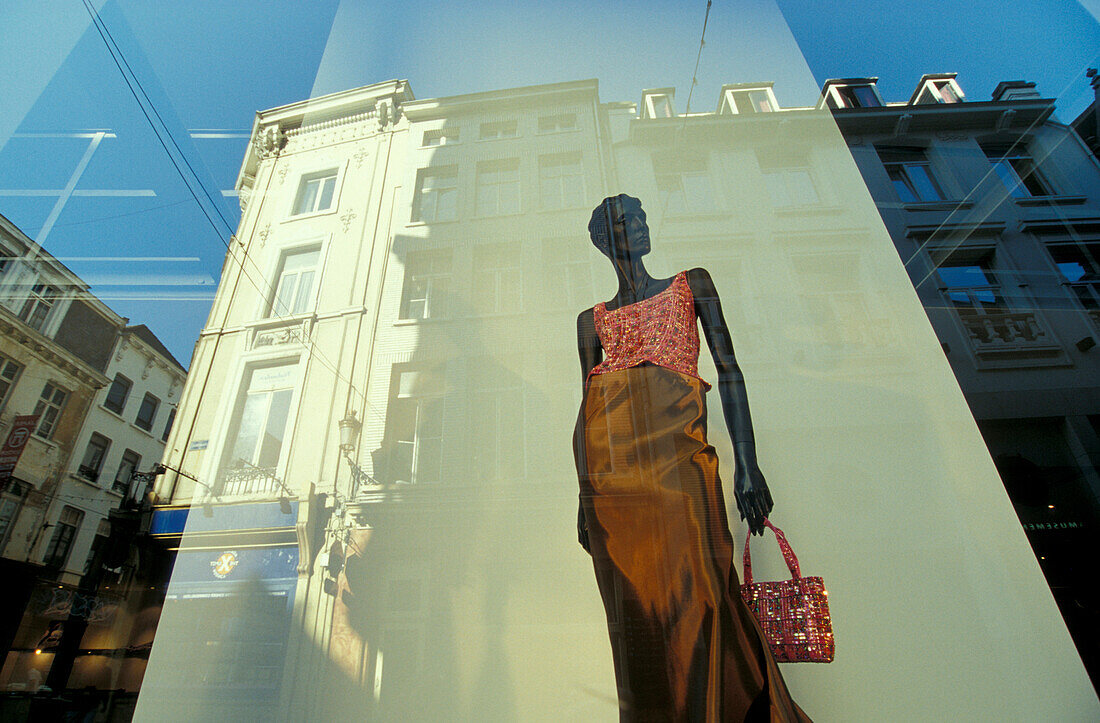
[574,308,602,553]
[687,267,773,535]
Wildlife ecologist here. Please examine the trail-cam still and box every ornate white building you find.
[138,76,1097,720]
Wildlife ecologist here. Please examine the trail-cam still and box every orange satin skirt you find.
[577,366,811,723]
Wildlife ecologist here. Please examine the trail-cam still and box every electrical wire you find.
[78,0,387,427]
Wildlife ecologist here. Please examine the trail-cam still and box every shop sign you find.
[38,588,119,624]
[1023,521,1082,530]
[0,415,38,483]
[211,550,240,579]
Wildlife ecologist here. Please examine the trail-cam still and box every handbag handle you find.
[742,519,803,586]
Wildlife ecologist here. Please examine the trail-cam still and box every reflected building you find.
[0,214,184,714]
[827,74,1100,687]
[139,72,1099,718]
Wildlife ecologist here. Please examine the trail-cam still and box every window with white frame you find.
[914,79,964,105]
[18,281,59,332]
[292,169,338,215]
[829,84,882,108]
[135,392,159,432]
[219,362,297,495]
[541,238,595,310]
[1046,241,1100,325]
[539,153,585,210]
[654,152,715,215]
[422,128,459,147]
[33,382,67,439]
[478,120,518,140]
[728,89,775,114]
[469,361,524,480]
[79,432,111,482]
[387,367,444,484]
[982,144,1054,198]
[114,449,141,495]
[934,248,1007,313]
[876,146,946,203]
[757,149,820,208]
[0,355,22,412]
[103,373,131,415]
[645,93,675,118]
[411,166,458,223]
[475,159,520,217]
[537,113,577,133]
[473,243,521,314]
[269,245,320,317]
[43,505,83,569]
[399,249,452,320]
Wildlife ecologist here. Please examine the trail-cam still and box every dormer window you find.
[822,79,883,109]
[837,85,881,108]
[641,89,677,119]
[720,85,778,114]
[912,75,965,105]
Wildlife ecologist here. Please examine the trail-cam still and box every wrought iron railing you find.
[220,465,280,496]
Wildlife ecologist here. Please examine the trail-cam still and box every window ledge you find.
[130,422,156,440]
[99,404,128,422]
[69,472,104,490]
[536,128,581,136]
[281,206,339,224]
[773,205,846,217]
[243,312,317,330]
[475,136,521,143]
[537,205,590,214]
[419,142,462,150]
[405,218,460,228]
[472,211,525,221]
[393,317,448,327]
[902,200,975,212]
[656,211,731,221]
[1013,195,1086,208]
[30,434,58,449]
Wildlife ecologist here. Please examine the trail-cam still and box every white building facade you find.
[138,78,1097,721]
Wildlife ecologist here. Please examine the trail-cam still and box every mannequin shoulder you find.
[576,307,597,336]
[685,267,718,296]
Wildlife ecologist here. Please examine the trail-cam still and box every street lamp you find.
[337,410,380,496]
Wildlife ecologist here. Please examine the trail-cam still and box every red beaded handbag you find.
[740,519,835,663]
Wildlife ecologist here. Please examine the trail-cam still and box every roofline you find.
[0,213,127,326]
[402,78,600,118]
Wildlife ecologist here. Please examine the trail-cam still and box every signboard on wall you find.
[0,414,38,485]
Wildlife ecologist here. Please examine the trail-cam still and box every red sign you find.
[0,414,39,483]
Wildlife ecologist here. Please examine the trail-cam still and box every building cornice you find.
[402,78,600,120]
[0,307,111,388]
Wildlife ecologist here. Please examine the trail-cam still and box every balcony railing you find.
[947,285,1057,355]
[220,465,280,496]
[77,465,100,483]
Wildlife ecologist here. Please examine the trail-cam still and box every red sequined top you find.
[588,270,711,389]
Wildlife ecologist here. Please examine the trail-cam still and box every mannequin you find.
[572,194,809,721]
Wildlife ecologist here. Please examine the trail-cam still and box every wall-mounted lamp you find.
[337,410,381,497]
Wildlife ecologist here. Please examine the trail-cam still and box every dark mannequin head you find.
[589,194,650,260]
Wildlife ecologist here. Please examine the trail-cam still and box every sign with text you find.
[0,414,38,484]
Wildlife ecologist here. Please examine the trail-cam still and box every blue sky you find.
[1,0,1097,366]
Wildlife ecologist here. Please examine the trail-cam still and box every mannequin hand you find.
[578,502,592,554]
[733,442,774,536]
